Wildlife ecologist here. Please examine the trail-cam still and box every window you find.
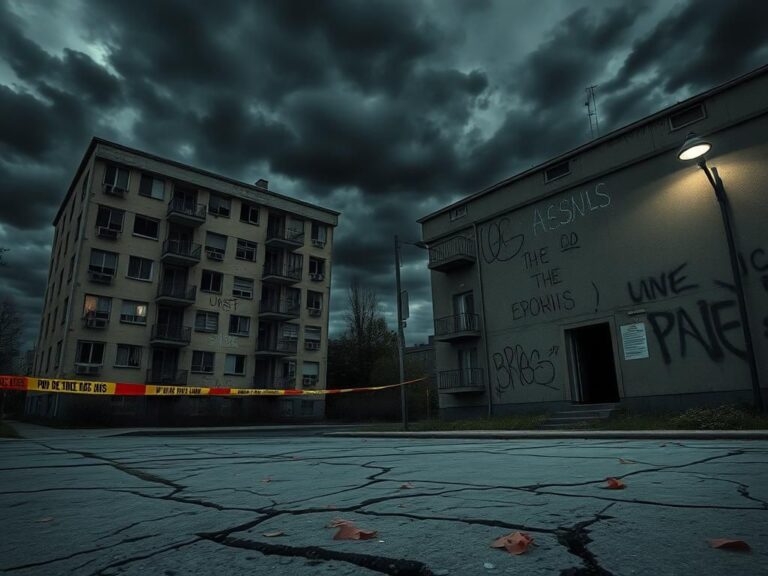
[302,361,319,388]
[544,160,571,183]
[449,205,467,221]
[232,276,253,299]
[309,258,325,278]
[281,323,299,341]
[68,256,75,282]
[96,205,124,231]
[205,232,227,258]
[236,239,257,262]
[61,297,68,324]
[54,341,62,369]
[76,214,82,238]
[76,340,105,365]
[89,249,118,276]
[669,103,706,131]
[103,164,129,192]
[127,256,154,281]
[120,300,148,324]
[200,270,222,293]
[311,222,327,247]
[208,194,231,217]
[304,326,321,351]
[307,291,323,314]
[115,344,142,368]
[58,269,63,295]
[224,354,246,375]
[45,346,51,372]
[52,307,58,330]
[191,351,214,373]
[139,174,165,200]
[81,170,90,201]
[133,215,159,239]
[228,315,250,336]
[195,311,219,333]
[240,201,259,225]
[64,232,70,254]
[83,294,111,319]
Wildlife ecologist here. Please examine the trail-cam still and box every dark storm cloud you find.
[0,0,766,352]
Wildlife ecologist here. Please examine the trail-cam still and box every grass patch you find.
[585,405,768,430]
[0,420,20,438]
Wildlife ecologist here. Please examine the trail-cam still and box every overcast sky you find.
[1,0,766,352]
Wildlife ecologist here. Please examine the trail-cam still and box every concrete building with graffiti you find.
[418,65,768,418]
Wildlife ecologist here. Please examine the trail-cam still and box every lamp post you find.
[394,235,428,430]
[677,133,763,411]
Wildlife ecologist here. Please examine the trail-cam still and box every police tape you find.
[0,375,426,397]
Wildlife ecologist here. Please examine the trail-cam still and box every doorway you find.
[567,322,619,404]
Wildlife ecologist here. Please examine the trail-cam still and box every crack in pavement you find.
[86,538,201,576]
[199,533,433,576]
[556,504,616,576]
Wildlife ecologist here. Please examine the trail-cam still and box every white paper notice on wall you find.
[620,322,649,360]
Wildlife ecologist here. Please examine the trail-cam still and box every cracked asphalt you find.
[1,428,767,576]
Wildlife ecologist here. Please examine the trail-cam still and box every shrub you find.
[670,405,751,430]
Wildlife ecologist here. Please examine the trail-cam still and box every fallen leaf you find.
[326,518,352,528]
[261,476,272,484]
[333,522,378,540]
[605,477,626,490]
[708,539,751,551]
[491,531,535,555]
[400,482,415,489]
[618,458,635,465]
[262,531,284,538]
[34,517,54,523]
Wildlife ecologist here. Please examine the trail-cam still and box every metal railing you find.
[266,225,305,245]
[262,264,302,282]
[150,324,192,343]
[167,198,207,220]
[429,237,475,267]
[438,368,484,391]
[157,283,197,301]
[162,239,202,260]
[256,338,298,354]
[434,313,480,337]
[146,369,188,385]
[259,298,301,316]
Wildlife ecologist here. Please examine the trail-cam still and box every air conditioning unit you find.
[207,250,224,261]
[97,226,119,240]
[103,184,127,197]
[308,307,321,317]
[75,364,101,375]
[302,376,318,388]
[311,239,325,248]
[88,270,113,284]
[309,273,324,281]
[304,341,321,351]
[232,290,252,299]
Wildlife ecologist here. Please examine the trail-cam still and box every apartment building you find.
[419,65,768,419]
[28,138,338,423]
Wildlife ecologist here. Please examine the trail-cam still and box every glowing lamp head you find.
[678,132,712,161]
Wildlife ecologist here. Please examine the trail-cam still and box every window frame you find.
[96,205,125,232]
[224,354,246,376]
[132,214,160,240]
[235,238,258,262]
[126,256,154,282]
[120,300,148,325]
[138,173,165,200]
[114,344,142,369]
[191,350,215,374]
[194,311,219,333]
[208,194,231,217]
[240,201,260,225]
[228,315,250,337]
[232,276,253,299]
[200,270,223,294]
[89,249,118,276]
[76,340,105,365]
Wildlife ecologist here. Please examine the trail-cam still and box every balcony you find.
[255,338,298,357]
[259,298,301,320]
[156,283,197,306]
[82,311,109,329]
[167,198,207,226]
[265,226,305,250]
[438,368,484,393]
[434,313,481,342]
[161,240,201,267]
[149,324,192,347]
[146,369,188,386]
[428,237,476,272]
[262,264,302,285]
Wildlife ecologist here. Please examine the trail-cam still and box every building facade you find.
[29,138,338,423]
[419,66,768,418]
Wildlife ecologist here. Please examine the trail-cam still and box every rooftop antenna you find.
[585,84,600,139]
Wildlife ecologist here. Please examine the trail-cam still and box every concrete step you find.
[539,403,621,429]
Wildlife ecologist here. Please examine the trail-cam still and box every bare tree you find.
[0,299,22,374]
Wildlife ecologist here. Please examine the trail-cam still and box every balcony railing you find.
[150,324,192,345]
[146,369,189,385]
[255,338,298,355]
[167,198,207,223]
[82,310,110,329]
[157,283,197,303]
[428,237,476,271]
[438,368,484,392]
[262,264,302,284]
[162,240,202,263]
[259,298,301,317]
[266,226,305,247]
[434,313,481,341]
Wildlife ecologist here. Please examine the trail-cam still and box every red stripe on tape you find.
[115,383,147,396]
[283,389,303,395]
[208,387,231,395]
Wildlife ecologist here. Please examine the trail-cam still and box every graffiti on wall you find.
[480,217,525,264]
[532,183,611,236]
[492,344,559,394]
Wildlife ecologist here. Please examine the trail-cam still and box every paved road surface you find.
[1,428,766,575]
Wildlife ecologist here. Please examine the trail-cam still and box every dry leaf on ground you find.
[333,522,378,540]
[618,458,636,464]
[605,477,626,490]
[400,482,415,489]
[326,518,352,528]
[34,517,54,523]
[490,531,535,555]
[262,530,284,537]
[261,476,272,484]
[708,539,751,551]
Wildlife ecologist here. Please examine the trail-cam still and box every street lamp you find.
[677,132,763,411]
[394,235,428,431]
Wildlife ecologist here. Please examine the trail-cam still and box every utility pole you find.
[394,235,408,430]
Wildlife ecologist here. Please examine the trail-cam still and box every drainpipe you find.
[472,223,493,418]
